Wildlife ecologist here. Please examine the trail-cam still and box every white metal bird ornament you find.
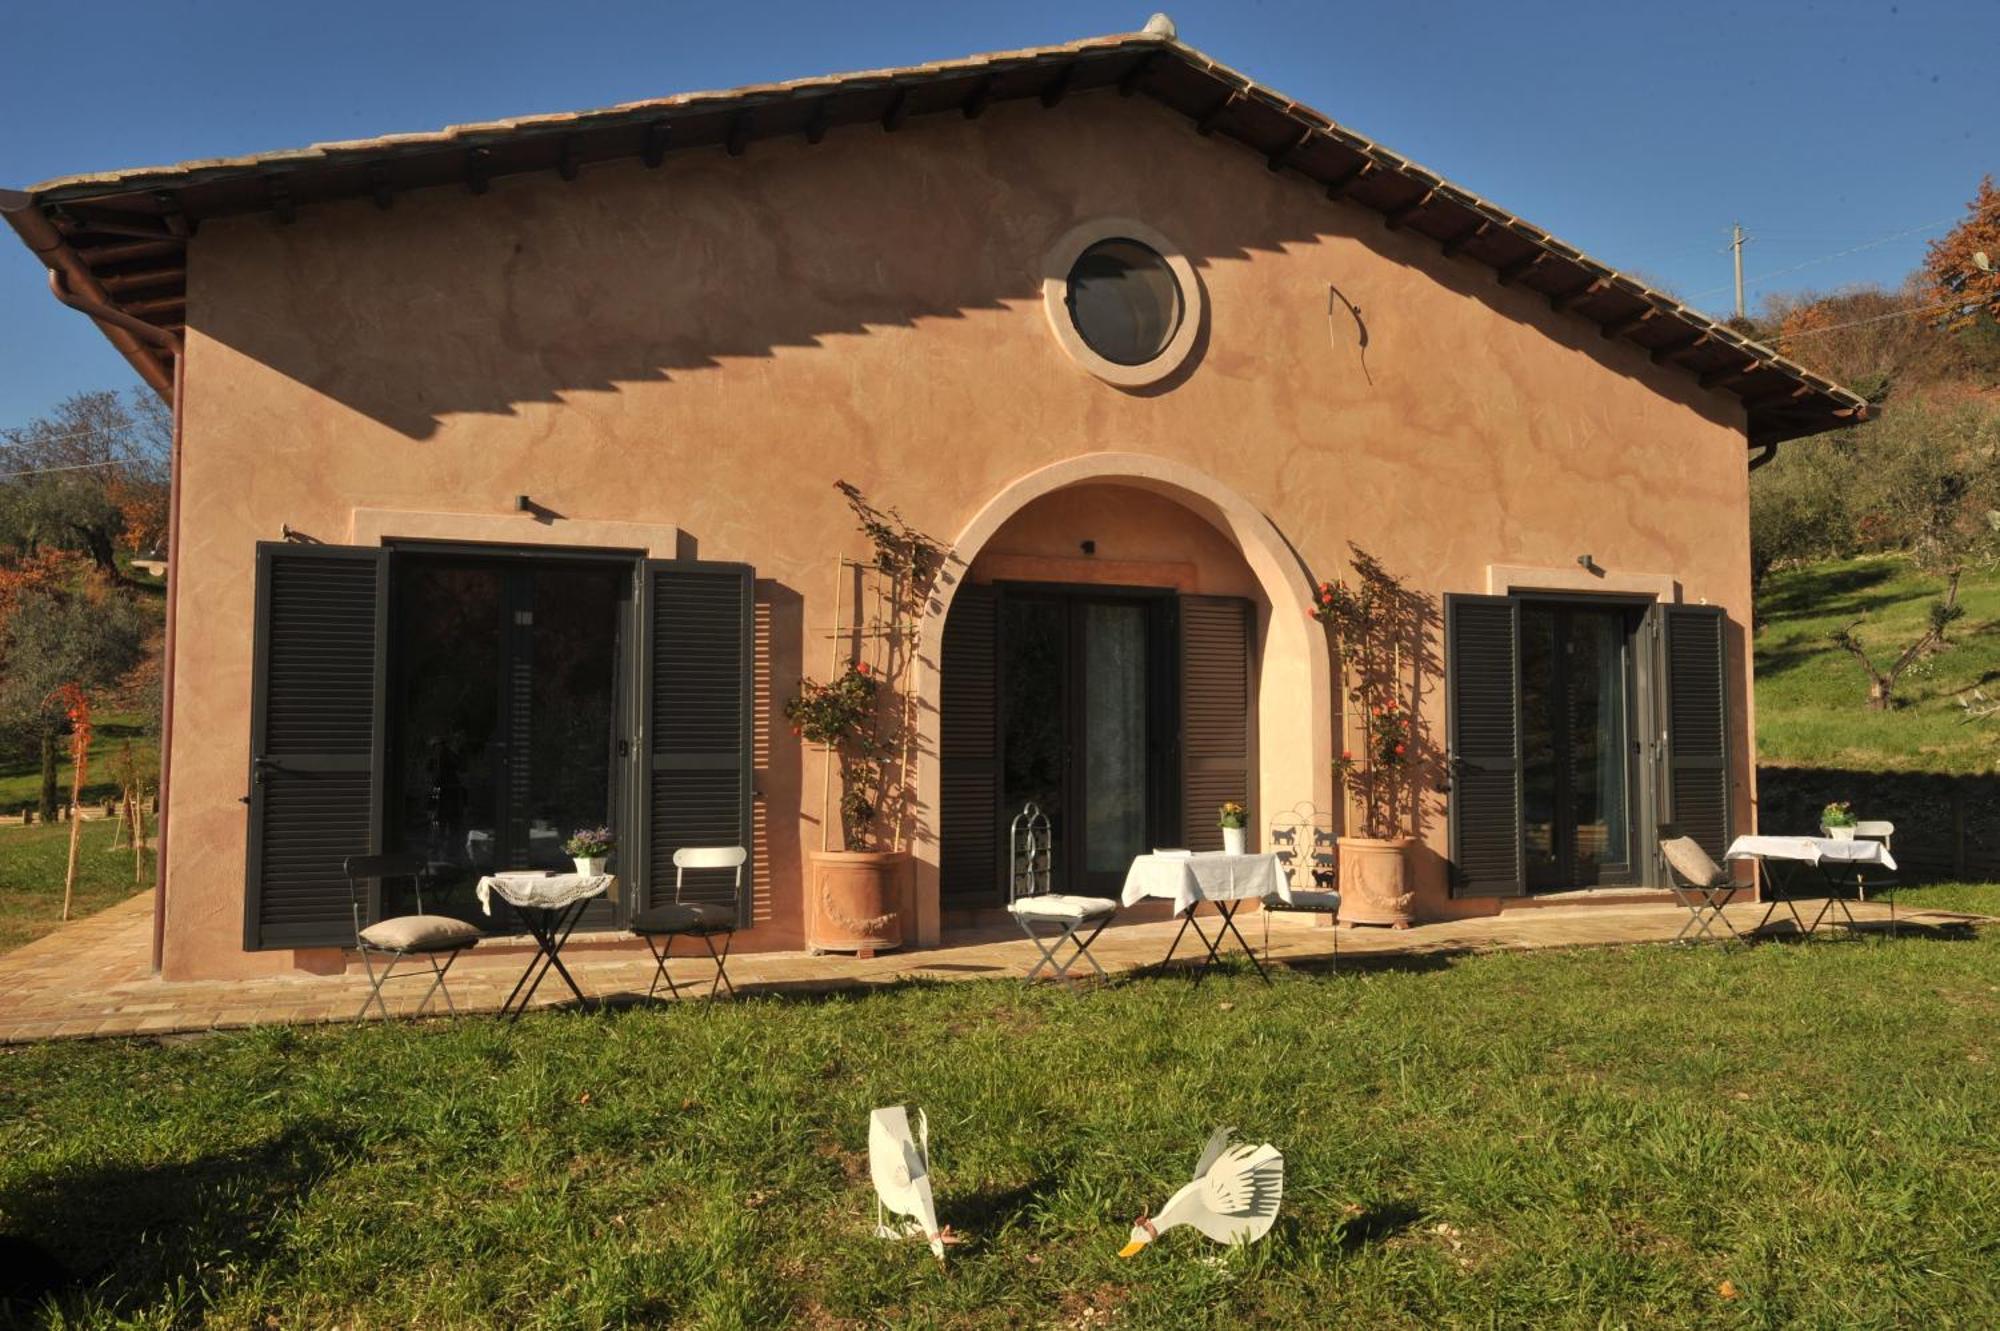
[1118,1127,1284,1257]
[868,1105,958,1260]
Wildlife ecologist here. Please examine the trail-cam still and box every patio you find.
[0,890,1959,1045]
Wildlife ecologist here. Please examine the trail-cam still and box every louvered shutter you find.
[244,543,387,949]
[1661,603,1730,860]
[939,584,1000,903]
[1446,594,1525,896]
[643,561,753,914]
[1179,596,1254,852]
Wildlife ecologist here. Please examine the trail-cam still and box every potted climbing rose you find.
[1314,575,1417,928]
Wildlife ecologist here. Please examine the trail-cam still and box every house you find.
[2,20,1865,981]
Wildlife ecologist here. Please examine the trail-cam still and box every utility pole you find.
[1731,221,1747,321]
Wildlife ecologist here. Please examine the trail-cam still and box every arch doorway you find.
[909,454,1331,935]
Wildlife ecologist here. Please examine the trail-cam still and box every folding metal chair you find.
[1005,803,1117,987]
[1852,821,1902,934]
[1659,835,1742,944]
[630,846,745,1001]
[1261,802,1340,968]
[342,853,482,1020]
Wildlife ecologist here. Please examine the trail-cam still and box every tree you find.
[0,582,148,818]
[0,389,170,575]
[1830,400,2000,709]
[1924,175,2000,334]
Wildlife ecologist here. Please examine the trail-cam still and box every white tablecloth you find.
[1725,835,1898,872]
[1120,852,1284,915]
[476,872,615,915]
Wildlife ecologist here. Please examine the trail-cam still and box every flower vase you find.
[573,856,606,877]
[1823,826,1854,842]
[1222,826,1247,856]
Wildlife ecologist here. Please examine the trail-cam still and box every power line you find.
[0,459,139,481]
[1686,215,1961,301]
[1777,296,1970,341]
[0,424,141,449]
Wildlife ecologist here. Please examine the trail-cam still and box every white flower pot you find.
[1222,826,1247,856]
[573,856,606,876]
[1823,826,1854,842]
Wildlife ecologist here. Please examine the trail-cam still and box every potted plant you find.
[788,483,943,956]
[1219,801,1248,856]
[1314,576,1417,928]
[565,826,614,876]
[1820,801,1858,841]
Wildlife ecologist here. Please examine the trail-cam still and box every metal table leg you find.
[499,900,592,1019]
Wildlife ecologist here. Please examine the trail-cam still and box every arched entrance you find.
[906,453,1332,942]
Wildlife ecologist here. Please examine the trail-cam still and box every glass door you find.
[999,587,1172,897]
[386,552,631,929]
[1521,602,1639,890]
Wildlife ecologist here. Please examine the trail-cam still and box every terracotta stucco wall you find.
[166,90,1752,978]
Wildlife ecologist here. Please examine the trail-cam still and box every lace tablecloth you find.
[1120,852,1284,915]
[476,872,615,915]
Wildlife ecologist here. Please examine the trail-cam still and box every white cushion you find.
[1009,894,1117,921]
[359,914,482,952]
[1275,890,1342,911]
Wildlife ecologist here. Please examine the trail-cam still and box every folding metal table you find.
[476,872,614,1018]
[1724,836,1897,938]
[1120,851,1281,985]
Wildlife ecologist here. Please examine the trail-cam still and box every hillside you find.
[1756,554,1998,775]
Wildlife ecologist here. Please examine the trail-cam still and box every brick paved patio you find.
[0,891,1975,1045]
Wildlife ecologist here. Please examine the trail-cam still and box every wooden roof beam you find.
[880,89,909,133]
[557,136,580,182]
[1117,51,1158,97]
[1197,90,1241,137]
[366,161,394,210]
[1650,331,1710,365]
[1384,188,1436,230]
[1700,361,1761,390]
[1550,277,1609,312]
[124,293,186,317]
[76,238,185,267]
[96,265,186,294]
[1039,61,1075,109]
[1266,127,1311,173]
[465,147,491,195]
[1324,159,1378,200]
[1602,308,1659,340]
[1440,220,1491,257]
[1744,383,1816,410]
[962,73,996,119]
[643,120,671,168]
[1496,251,1549,286]
[727,110,755,155]
[53,205,179,243]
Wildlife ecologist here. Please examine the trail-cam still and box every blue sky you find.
[0,0,1991,425]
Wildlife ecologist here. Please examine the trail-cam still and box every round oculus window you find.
[1062,238,1186,367]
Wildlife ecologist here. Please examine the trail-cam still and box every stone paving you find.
[0,891,1978,1045]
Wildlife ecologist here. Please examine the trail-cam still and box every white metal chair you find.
[342,853,481,1019]
[1006,803,1117,987]
[629,846,745,1001]
[1852,820,1901,931]
[1262,802,1341,968]
[1660,835,1742,944]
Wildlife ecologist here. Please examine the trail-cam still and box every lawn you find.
[1756,554,2000,774]
[3,934,1998,1328]
[0,714,158,818]
[0,819,150,955]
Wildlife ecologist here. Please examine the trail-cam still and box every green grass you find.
[1891,880,2000,918]
[4,936,1999,1328]
[0,716,158,817]
[0,819,151,955]
[1756,554,2000,774]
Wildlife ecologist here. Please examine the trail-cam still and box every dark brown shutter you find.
[939,584,1000,903]
[244,543,387,949]
[1446,594,1525,896]
[1179,596,1254,852]
[643,561,754,913]
[1662,603,1731,860]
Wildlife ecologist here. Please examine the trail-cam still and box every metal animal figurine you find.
[868,1105,956,1259]
[1119,1127,1284,1257]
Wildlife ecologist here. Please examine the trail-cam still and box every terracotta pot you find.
[1337,836,1414,928]
[806,850,907,957]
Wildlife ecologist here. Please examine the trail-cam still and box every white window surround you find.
[1486,562,1682,603]
[348,507,680,557]
[1040,217,1203,388]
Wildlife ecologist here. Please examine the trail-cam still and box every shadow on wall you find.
[0,1123,352,1323]
[1330,546,1444,844]
[1756,766,2000,881]
[194,100,1744,441]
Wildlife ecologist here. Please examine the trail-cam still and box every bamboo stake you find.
[132,785,147,884]
[60,749,86,922]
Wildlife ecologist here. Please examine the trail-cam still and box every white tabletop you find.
[476,872,615,915]
[1120,852,1284,915]
[1725,835,1898,872]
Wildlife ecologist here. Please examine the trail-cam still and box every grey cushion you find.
[359,914,482,953]
[1008,894,1117,921]
[1660,836,1730,889]
[631,902,738,935]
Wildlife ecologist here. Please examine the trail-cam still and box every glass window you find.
[1064,238,1184,366]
